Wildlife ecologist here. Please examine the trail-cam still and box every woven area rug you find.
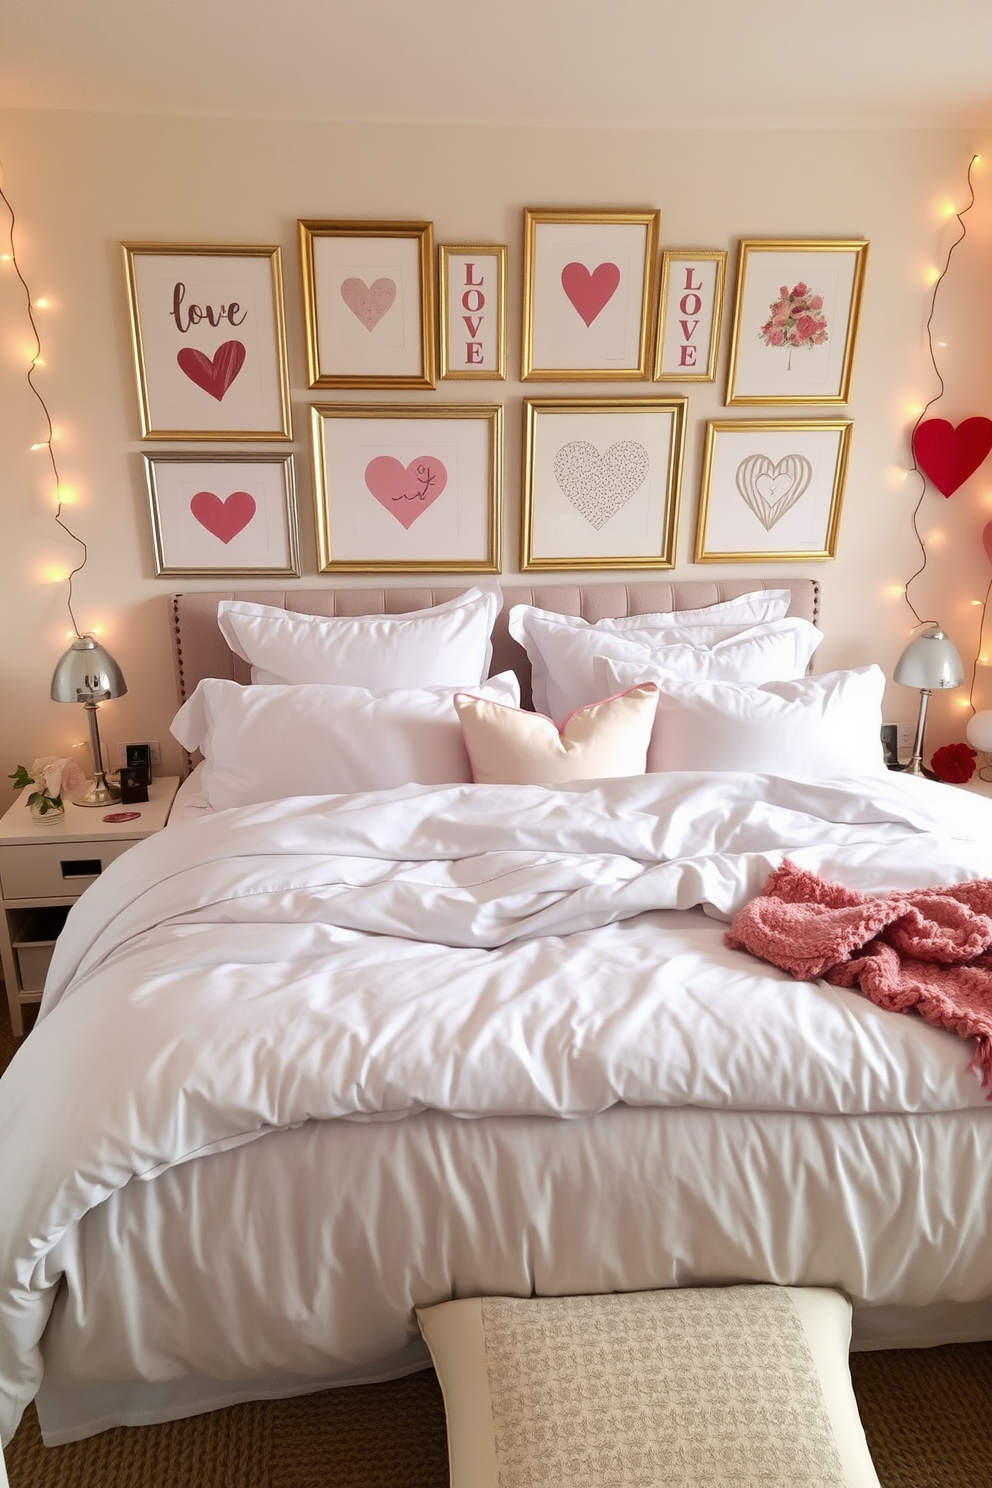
[6,1342,992,1488]
[3,1004,992,1487]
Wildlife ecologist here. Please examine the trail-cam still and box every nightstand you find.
[0,776,179,1037]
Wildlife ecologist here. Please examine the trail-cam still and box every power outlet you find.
[896,722,916,754]
[116,740,162,767]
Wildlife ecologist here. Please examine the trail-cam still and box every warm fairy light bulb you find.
[926,267,941,284]
[33,297,49,309]
[56,484,78,504]
[30,441,48,451]
[886,585,905,600]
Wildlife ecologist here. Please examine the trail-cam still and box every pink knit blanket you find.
[725,860,992,1093]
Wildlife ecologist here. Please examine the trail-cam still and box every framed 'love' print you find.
[310,404,501,573]
[122,244,292,439]
[520,397,686,570]
[438,244,507,380]
[300,221,436,389]
[521,209,660,381]
[694,419,853,562]
[143,453,300,576]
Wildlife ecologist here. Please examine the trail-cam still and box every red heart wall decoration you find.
[177,341,246,402]
[190,490,257,543]
[912,416,992,497]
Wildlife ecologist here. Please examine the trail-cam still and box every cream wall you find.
[1,112,990,781]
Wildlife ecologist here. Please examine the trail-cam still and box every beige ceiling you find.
[2,0,990,128]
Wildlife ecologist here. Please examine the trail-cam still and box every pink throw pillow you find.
[454,685,658,786]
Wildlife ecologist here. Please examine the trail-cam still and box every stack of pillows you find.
[171,583,887,809]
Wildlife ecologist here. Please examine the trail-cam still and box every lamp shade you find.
[893,626,964,690]
[967,710,992,752]
[50,636,127,703]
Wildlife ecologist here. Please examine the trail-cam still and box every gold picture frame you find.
[144,452,299,576]
[311,403,502,573]
[521,397,686,571]
[725,239,869,405]
[299,220,436,390]
[654,249,727,382]
[122,243,292,440]
[521,208,660,381]
[694,419,853,562]
[438,244,507,380]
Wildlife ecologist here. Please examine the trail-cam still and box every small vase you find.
[29,796,65,825]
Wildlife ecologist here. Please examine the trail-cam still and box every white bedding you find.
[2,770,992,1445]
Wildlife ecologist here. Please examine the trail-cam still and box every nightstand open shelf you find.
[0,776,179,1036]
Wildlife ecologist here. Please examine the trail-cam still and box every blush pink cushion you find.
[454,685,658,786]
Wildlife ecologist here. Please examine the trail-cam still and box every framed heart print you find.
[143,453,300,576]
[694,420,853,562]
[521,209,660,381]
[122,244,292,439]
[521,397,686,570]
[299,220,436,389]
[310,404,501,572]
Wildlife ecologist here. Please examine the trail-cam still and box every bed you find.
[3,576,992,1448]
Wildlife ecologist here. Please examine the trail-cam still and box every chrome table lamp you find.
[893,624,964,776]
[50,636,127,806]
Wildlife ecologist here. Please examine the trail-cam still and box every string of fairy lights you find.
[0,162,87,640]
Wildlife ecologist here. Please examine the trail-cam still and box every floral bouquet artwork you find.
[759,282,828,370]
[9,757,82,822]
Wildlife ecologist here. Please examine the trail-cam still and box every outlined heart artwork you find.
[554,440,650,530]
[364,455,448,529]
[190,489,257,543]
[560,262,621,327]
[735,453,812,530]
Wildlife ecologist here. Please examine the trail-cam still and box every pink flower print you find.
[791,282,808,296]
[809,295,823,311]
[794,313,818,343]
[779,285,790,298]
[766,327,786,346]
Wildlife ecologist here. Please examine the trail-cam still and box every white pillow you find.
[171,672,520,809]
[417,1286,881,1488]
[640,666,888,776]
[217,583,502,689]
[510,606,807,721]
[595,618,822,692]
[454,685,658,785]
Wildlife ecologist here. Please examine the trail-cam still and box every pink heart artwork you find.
[560,262,621,327]
[190,490,257,544]
[176,341,246,401]
[341,277,397,331]
[913,416,992,497]
[364,455,448,530]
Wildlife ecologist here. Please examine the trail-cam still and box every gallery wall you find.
[0,111,990,779]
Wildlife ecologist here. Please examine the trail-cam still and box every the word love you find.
[460,263,487,366]
[674,266,704,369]
[171,282,248,334]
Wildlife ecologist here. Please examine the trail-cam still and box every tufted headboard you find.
[171,578,819,714]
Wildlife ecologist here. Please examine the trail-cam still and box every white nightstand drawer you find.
[0,839,138,900]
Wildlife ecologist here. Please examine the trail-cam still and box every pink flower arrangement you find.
[759,282,828,366]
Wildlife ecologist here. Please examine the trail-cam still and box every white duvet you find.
[2,769,992,1446]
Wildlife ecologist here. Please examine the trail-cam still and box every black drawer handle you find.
[60,859,103,879]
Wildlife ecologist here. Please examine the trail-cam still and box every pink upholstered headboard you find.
[171,579,819,714]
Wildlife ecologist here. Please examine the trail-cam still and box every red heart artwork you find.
[560,262,621,327]
[364,455,448,530]
[177,341,246,402]
[190,490,257,543]
[913,416,992,497]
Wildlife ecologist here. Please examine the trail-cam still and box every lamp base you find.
[72,775,121,807]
